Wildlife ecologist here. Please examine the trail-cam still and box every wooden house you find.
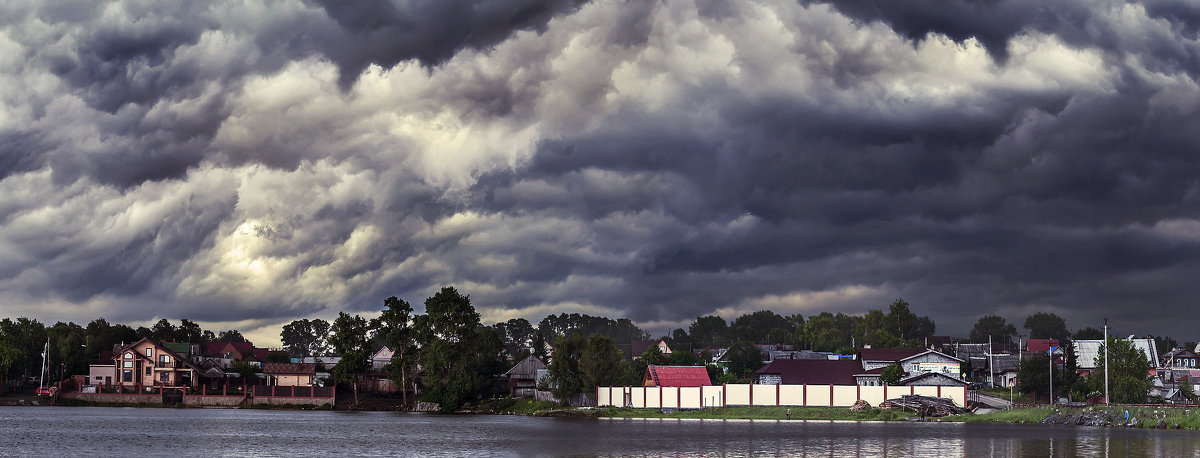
[504,355,547,397]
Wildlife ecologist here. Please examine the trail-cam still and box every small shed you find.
[263,363,317,386]
[504,355,547,397]
[643,365,710,387]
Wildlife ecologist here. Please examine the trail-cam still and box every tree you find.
[1016,354,1062,401]
[177,319,204,343]
[805,314,843,352]
[880,363,904,386]
[216,329,248,342]
[281,319,332,358]
[0,342,19,394]
[731,310,793,343]
[1089,338,1152,404]
[414,287,494,411]
[969,315,1017,344]
[370,296,415,407]
[885,299,918,339]
[689,315,728,349]
[1073,327,1105,340]
[580,335,624,392]
[1023,312,1070,341]
[1181,379,1197,404]
[230,360,258,380]
[548,334,586,400]
[531,332,548,361]
[723,341,762,380]
[492,318,535,351]
[329,312,371,405]
[150,319,176,342]
[1149,335,1178,352]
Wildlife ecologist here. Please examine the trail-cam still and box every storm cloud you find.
[3,0,1200,344]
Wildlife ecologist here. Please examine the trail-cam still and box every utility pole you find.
[989,335,994,388]
[1104,317,1110,406]
[1049,348,1054,405]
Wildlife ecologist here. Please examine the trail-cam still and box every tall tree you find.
[491,318,535,350]
[730,310,793,343]
[724,341,763,380]
[371,296,416,407]
[1023,312,1070,341]
[216,329,248,343]
[329,312,371,405]
[548,334,586,400]
[414,287,491,411]
[688,315,728,349]
[884,299,921,339]
[1089,338,1152,404]
[1073,327,1105,340]
[281,319,332,358]
[150,319,176,342]
[969,315,1017,344]
[580,335,625,392]
[177,319,204,343]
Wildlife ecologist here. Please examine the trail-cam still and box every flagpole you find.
[1104,317,1109,406]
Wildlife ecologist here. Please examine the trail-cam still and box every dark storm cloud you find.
[5,0,1200,343]
[310,0,590,87]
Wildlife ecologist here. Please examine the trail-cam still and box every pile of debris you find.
[1040,411,1109,426]
[879,395,968,417]
[849,400,871,412]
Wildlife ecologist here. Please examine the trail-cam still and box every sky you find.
[3,0,1200,347]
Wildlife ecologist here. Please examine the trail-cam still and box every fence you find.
[597,384,967,409]
[251,385,334,398]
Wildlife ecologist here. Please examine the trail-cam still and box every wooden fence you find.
[597,384,967,409]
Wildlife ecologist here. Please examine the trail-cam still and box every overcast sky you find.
[3,0,1200,346]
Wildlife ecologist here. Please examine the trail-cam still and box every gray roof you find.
[504,355,547,377]
[1074,338,1159,369]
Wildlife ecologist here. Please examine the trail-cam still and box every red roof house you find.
[206,341,256,360]
[643,365,711,387]
[1025,339,1060,354]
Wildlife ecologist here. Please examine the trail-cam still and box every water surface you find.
[3,406,1197,456]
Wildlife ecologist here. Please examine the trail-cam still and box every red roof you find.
[1025,339,1060,353]
[755,360,862,385]
[644,365,711,387]
[859,348,924,363]
[206,341,255,358]
[262,363,316,375]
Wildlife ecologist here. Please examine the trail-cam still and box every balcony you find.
[155,361,178,369]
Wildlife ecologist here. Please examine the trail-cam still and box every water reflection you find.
[2,407,1198,456]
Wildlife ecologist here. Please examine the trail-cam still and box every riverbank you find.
[532,405,913,421]
[942,405,1200,430]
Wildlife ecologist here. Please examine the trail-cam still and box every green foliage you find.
[281,318,331,358]
[1016,354,1064,400]
[969,315,1017,343]
[1023,312,1070,341]
[549,334,586,399]
[730,310,793,343]
[723,341,762,378]
[880,363,904,385]
[536,313,648,346]
[688,315,728,349]
[1073,327,1105,340]
[371,296,416,405]
[229,360,258,379]
[492,318,535,350]
[1088,338,1152,404]
[414,287,500,412]
[1181,380,1197,404]
[329,312,371,404]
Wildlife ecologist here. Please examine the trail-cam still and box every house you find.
[756,360,862,385]
[855,348,964,387]
[1025,339,1060,354]
[372,347,394,371]
[88,364,114,387]
[112,338,201,391]
[504,354,547,396]
[262,363,317,386]
[201,341,258,369]
[643,365,711,387]
[1074,337,1159,377]
[765,350,837,363]
[291,356,342,371]
[631,340,672,359]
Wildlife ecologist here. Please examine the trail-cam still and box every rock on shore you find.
[1039,411,1109,426]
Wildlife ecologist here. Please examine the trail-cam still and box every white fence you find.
[596,384,966,409]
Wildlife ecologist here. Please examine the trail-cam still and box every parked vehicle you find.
[35,387,53,396]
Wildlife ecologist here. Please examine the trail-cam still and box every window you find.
[124,352,132,359]
[145,366,151,376]
[122,370,133,382]
[160,355,170,364]
[160,372,169,382]
[146,348,153,357]
[123,361,133,368]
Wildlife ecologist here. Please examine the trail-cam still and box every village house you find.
[504,354,547,397]
[643,365,710,387]
[112,338,201,392]
[759,348,965,387]
[1074,337,1159,377]
[631,339,672,359]
[262,363,317,386]
[371,347,394,371]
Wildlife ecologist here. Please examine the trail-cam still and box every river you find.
[3,406,1198,456]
